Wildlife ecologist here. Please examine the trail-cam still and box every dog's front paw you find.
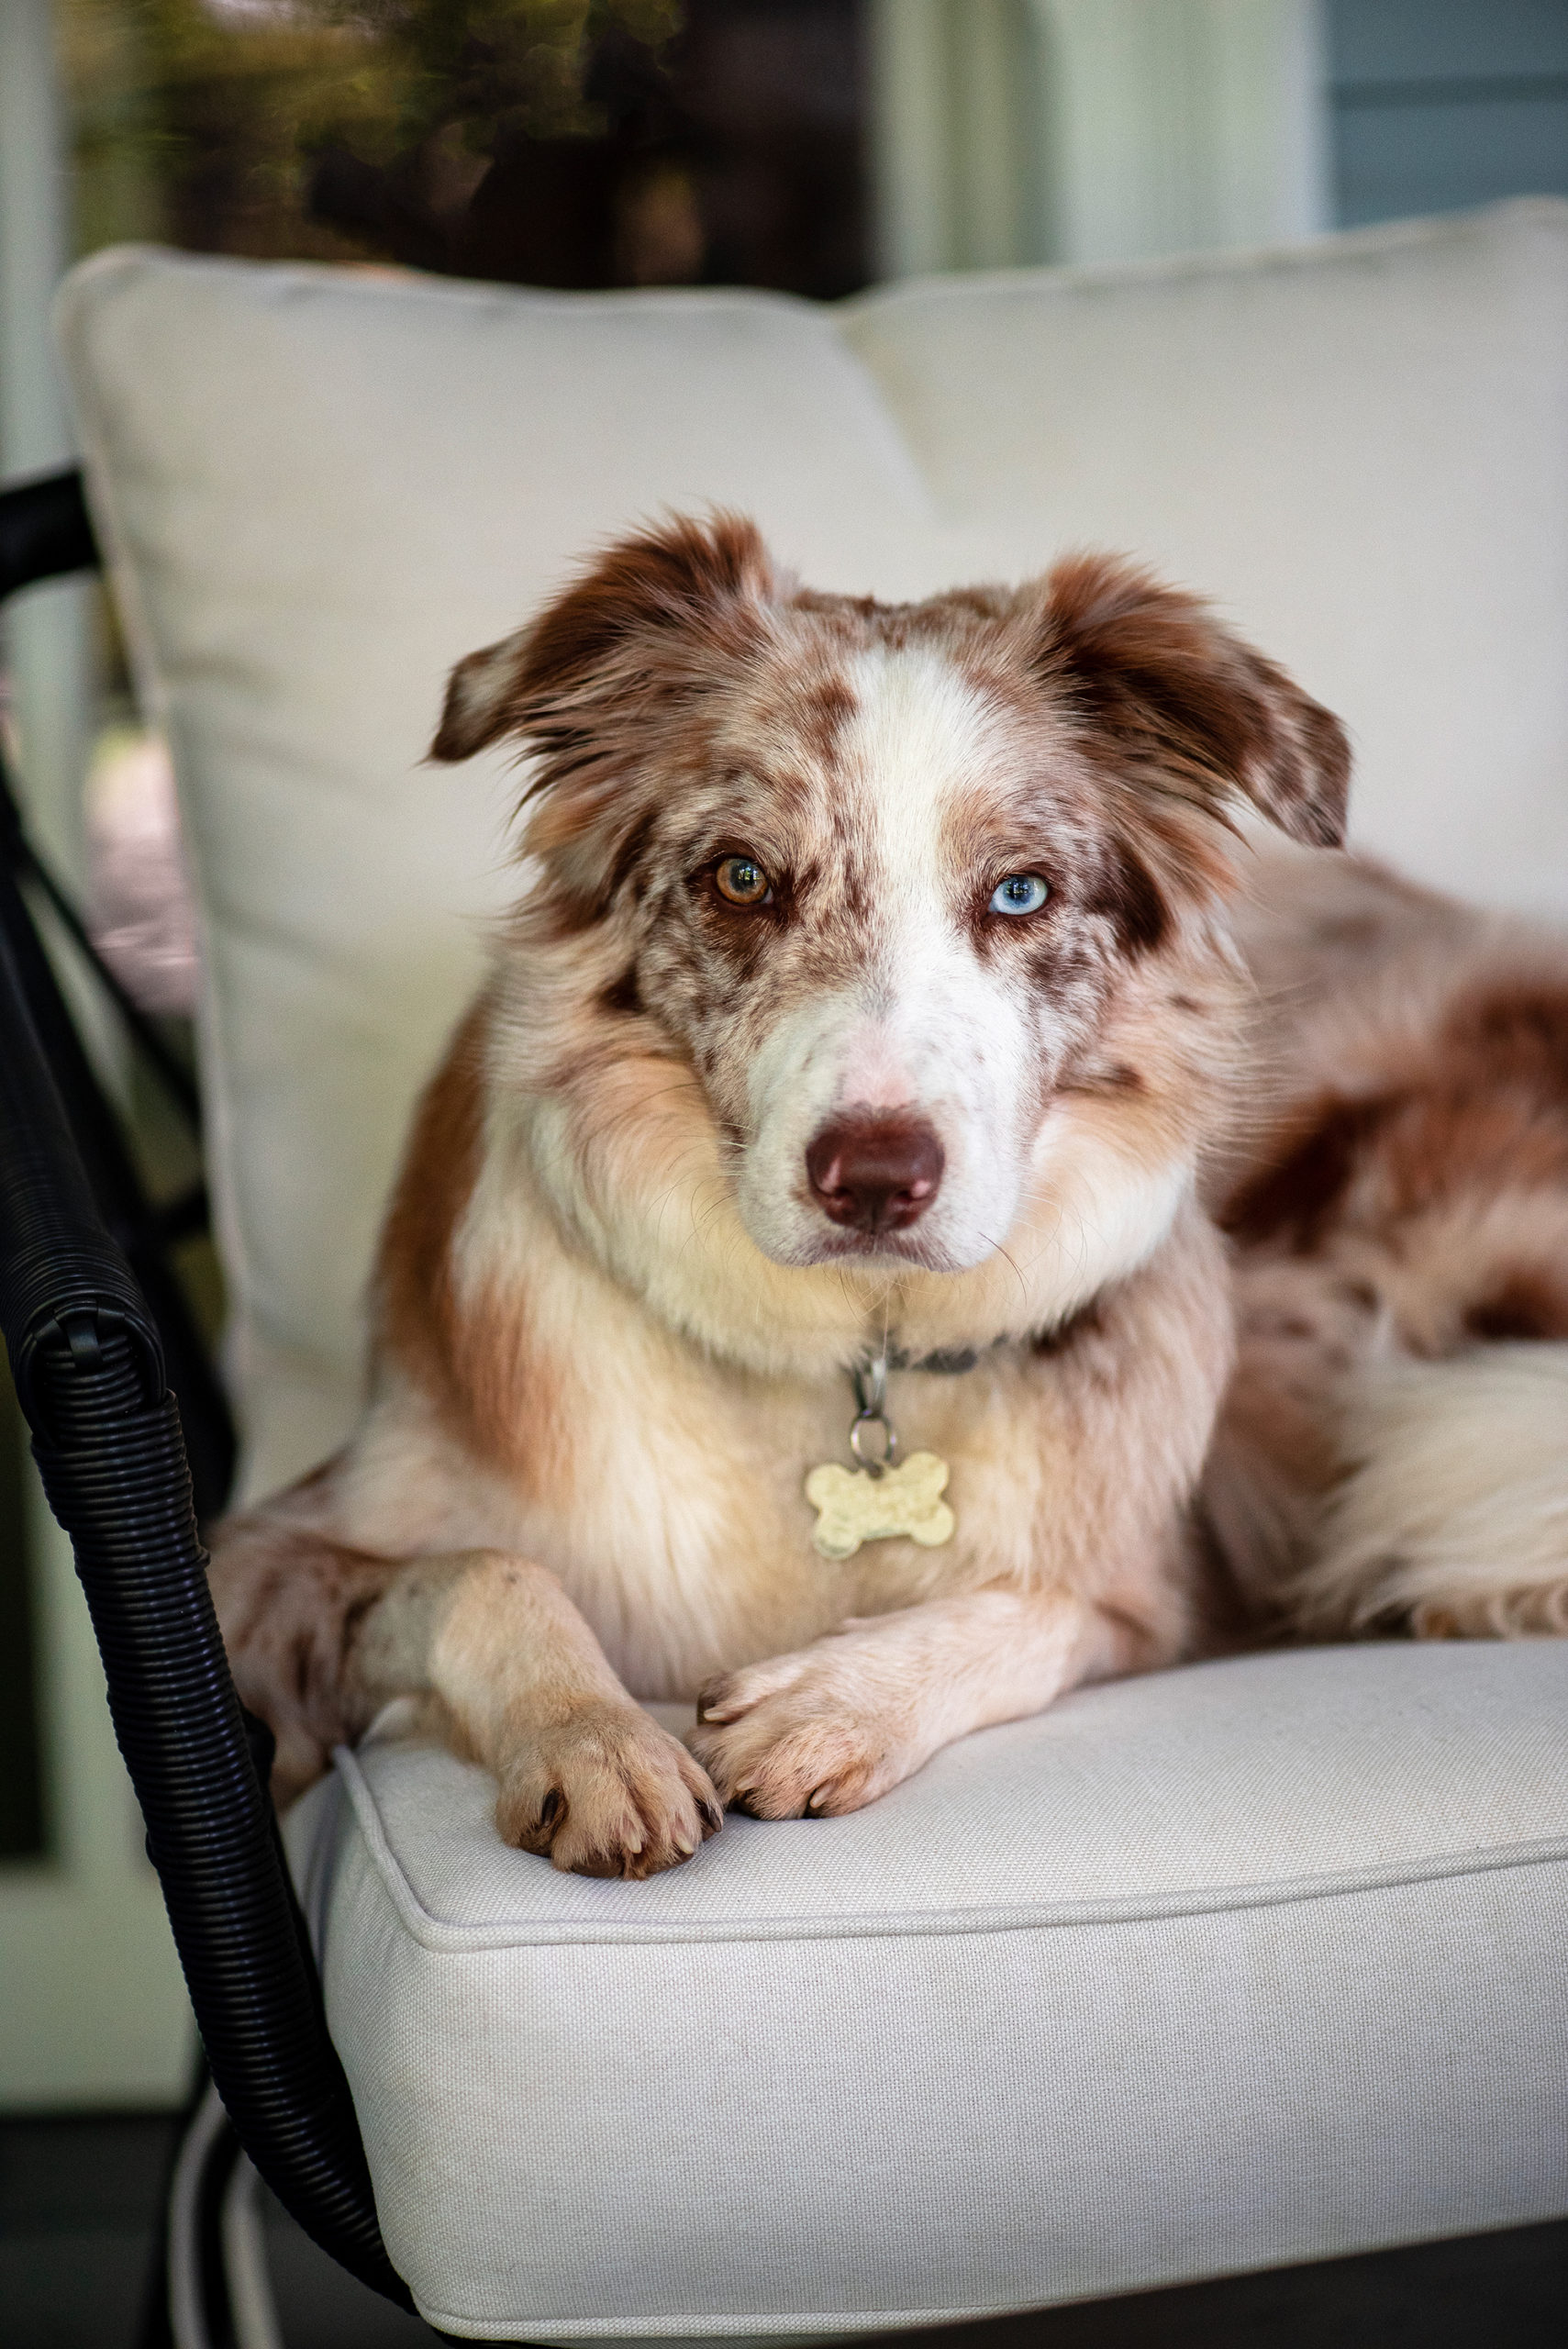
[495,1704,723,1877]
[686,1638,917,1820]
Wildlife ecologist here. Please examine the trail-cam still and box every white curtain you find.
[869,0,1329,277]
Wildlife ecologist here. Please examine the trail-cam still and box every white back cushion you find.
[55,200,1568,1495]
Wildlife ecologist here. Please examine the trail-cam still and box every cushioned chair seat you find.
[285,1644,1568,2341]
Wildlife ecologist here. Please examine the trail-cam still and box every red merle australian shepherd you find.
[210,517,1568,1877]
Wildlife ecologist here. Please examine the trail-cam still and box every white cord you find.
[222,2150,288,2349]
[168,2082,231,2349]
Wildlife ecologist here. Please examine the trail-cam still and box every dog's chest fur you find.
[340,1329,1039,1697]
[328,1108,1226,1704]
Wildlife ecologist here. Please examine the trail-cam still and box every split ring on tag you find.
[849,1408,898,1475]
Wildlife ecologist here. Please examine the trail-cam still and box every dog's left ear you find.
[429,512,777,767]
[1036,552,1350,848]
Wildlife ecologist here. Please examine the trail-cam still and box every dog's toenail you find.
[538,1788,562,1830]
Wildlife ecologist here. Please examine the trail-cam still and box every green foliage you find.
[330,0,680,143]
[61,0,402,256]
[58,0,684,262]
[325,2,684,148]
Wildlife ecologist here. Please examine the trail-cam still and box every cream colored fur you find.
[1299,1349,1568,1638]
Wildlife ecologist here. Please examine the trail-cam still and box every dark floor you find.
[1,2113,1564,2349]
[0,2114,436,2349]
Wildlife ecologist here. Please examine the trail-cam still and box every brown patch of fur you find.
[1039,551,1350,849]
[598,966,644,1018]
[795,676,856,766]
[374,998,563,1480]
[1083,839,1171,956]
[1032,1297,1105,1355]
[206,1502,397,1803]
[1060,1060,1147,1100]
[1221,1095,1396,1251]
[1463,1272,1568,1342]
[374,1003,486,1410]
[1445,984,1568,1096]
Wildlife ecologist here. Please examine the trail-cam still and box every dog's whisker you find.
[974,1232,1029,1307]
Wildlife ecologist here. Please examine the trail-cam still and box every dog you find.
[208,515,1568,1878]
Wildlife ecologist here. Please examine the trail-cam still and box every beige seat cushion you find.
[285,1642,1568,2340]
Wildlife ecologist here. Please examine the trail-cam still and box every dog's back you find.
[1207,839,1568,1636]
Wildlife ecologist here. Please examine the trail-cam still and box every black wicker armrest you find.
[0,916,407,2307]
[0,472,409,2311]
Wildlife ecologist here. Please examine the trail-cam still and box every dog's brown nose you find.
[806,1116,945,1234]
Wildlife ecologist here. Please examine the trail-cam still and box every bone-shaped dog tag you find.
[805,1451,956,1562]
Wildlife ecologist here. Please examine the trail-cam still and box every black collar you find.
[889,1344,984,1375]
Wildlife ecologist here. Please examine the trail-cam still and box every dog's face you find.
[434,519,1347,1331]
[643,643,1120,1275]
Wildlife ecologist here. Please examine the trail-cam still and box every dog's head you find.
[433,517,1347,1351]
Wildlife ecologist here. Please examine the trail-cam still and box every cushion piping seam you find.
[329,1745,1568,1952]
[411,2296,1129,2338]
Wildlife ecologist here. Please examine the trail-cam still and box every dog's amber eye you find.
[715,854,773,907]
[989,873,1050,917]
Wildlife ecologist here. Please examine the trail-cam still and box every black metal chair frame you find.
[0,469,418,2335]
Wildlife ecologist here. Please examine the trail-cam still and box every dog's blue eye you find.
[989,874,1050,917]
[715,854,773,907]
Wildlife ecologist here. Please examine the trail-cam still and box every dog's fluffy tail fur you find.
[1293,1343,1568,1638]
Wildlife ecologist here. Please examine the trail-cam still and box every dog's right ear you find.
[429,513,777,765]
[1036,551,1351,850]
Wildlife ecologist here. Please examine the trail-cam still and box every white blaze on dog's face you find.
[672,645,1135,1273]
[432,518,1348,1305]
